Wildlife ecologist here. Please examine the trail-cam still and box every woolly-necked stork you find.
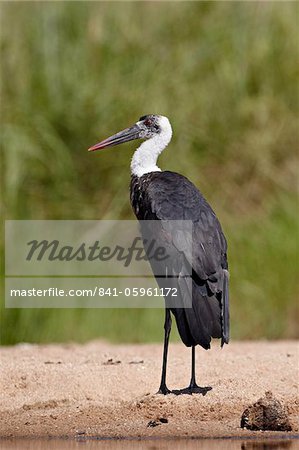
[88,114,229,395]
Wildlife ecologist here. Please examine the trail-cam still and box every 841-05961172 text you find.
[9,287,178,298]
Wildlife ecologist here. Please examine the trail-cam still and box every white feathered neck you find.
[130,116,172,177]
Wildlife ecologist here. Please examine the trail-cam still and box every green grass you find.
[1,2,298,344]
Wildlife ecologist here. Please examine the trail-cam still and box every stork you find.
[88,115,229,395]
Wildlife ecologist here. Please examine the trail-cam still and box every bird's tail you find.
[171,271,228,349]
[221,269,230,346]
[171,278,218,349]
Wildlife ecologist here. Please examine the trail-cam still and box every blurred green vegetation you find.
[1,2,298,345]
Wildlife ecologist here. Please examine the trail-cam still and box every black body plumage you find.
[130,170,229,350]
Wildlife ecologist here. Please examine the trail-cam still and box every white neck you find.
[130,117,172,177]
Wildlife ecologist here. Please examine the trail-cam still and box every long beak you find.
[88,123,141,152]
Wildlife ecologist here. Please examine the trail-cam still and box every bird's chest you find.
[130,175,154,220]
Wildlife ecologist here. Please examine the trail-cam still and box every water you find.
[0,438,298,450]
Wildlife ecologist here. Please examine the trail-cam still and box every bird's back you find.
[130,170,229,349]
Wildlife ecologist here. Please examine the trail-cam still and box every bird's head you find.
[88,114,172,152]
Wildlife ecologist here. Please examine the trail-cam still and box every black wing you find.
[131,171,229,349]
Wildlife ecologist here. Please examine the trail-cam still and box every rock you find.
[241,391,292,431]
[147,417,168,427]
[159,417,168,423]
[102,358,121,365]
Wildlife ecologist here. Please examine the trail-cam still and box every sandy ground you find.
[0,340,298,440]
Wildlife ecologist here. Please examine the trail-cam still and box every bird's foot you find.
[157,384,172,395]
[172,384,212,396]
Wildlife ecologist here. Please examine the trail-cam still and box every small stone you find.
[102,358,121,365]
[44,361,62,364]
[159,417,168,423]
[147,420,159,427]
[147,417,168,427]
[241,391,292,431]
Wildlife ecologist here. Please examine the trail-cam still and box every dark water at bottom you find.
[0,438,298,450]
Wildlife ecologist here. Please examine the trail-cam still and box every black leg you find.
[189,345,197,387]
[172,346,212,396]
[157,308,172,395]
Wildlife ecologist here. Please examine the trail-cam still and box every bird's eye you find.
[144,119,152,127]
